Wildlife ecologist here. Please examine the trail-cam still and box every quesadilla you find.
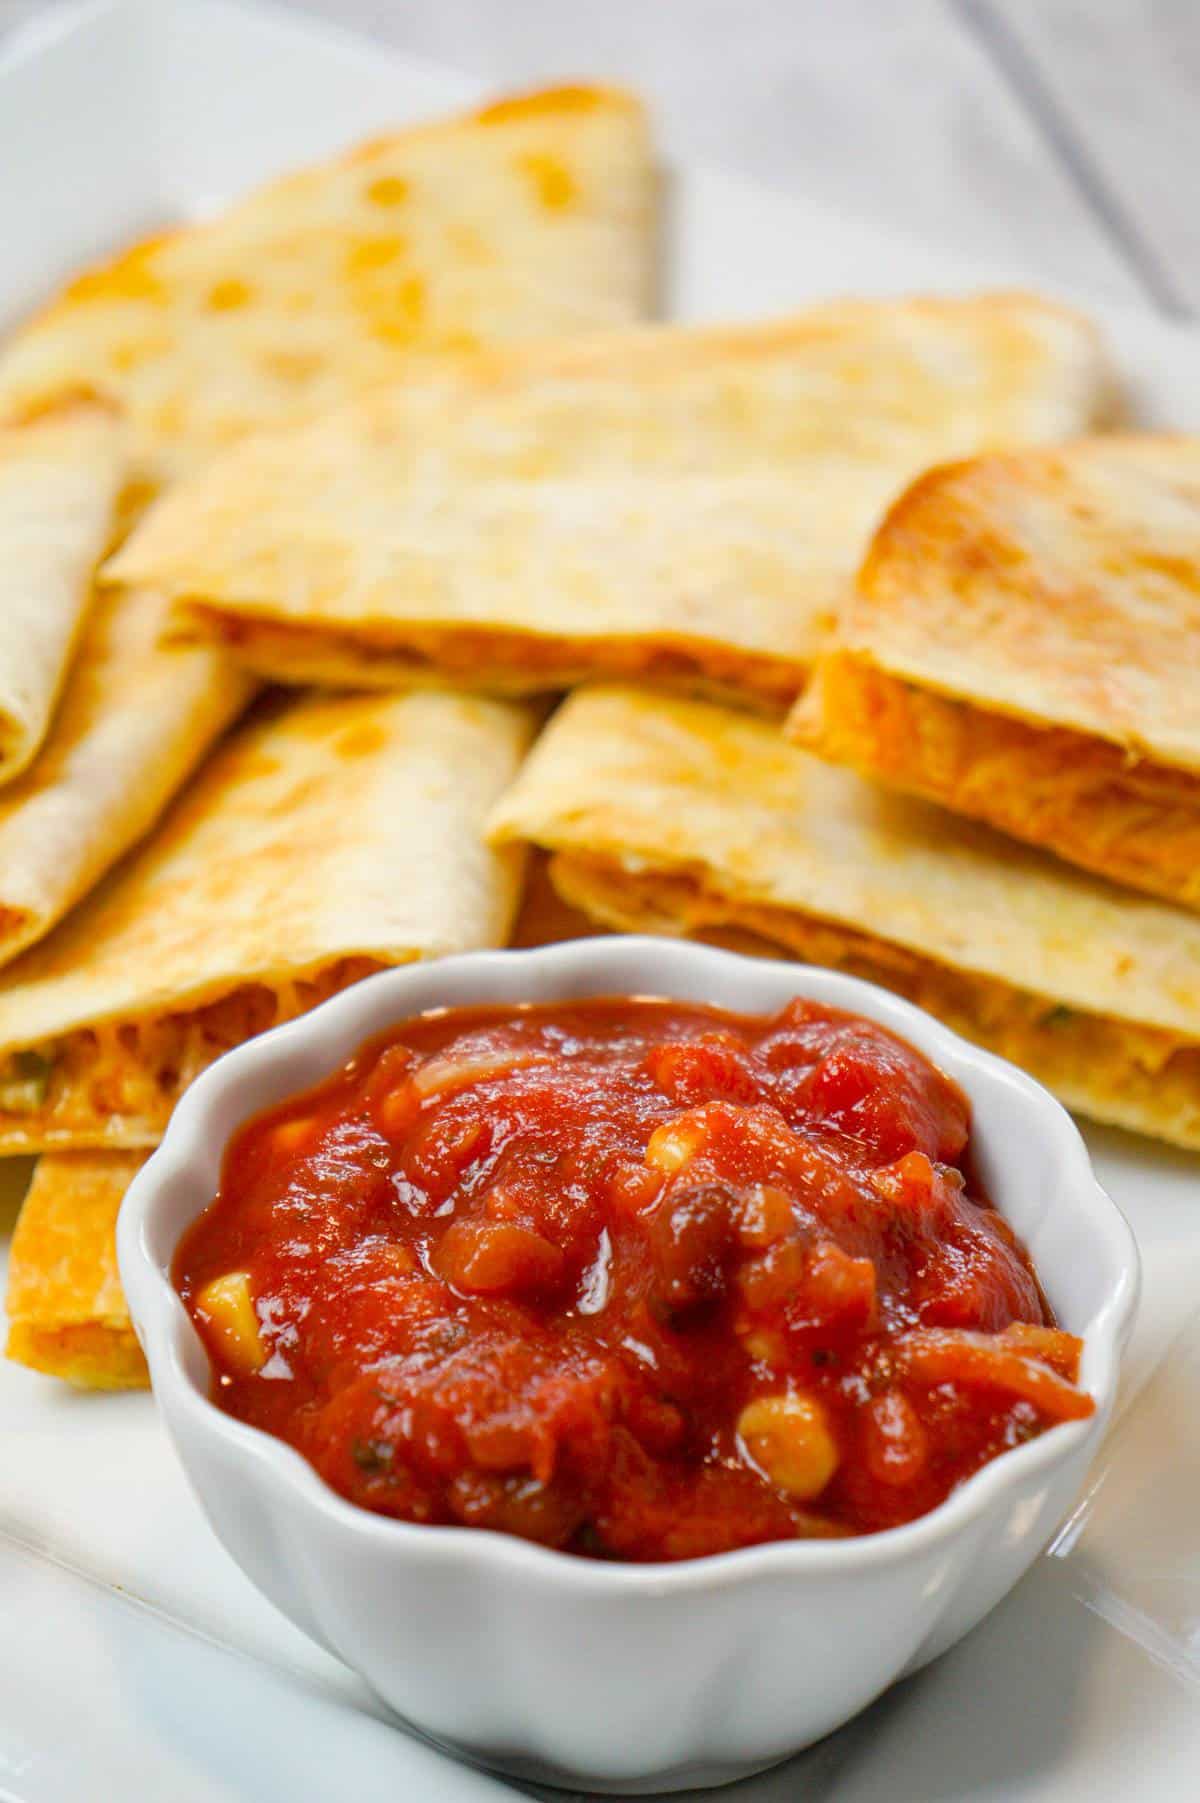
[488,685,1200,1149]
[0,398,126,781]
[0,688,535,1152]
[791,437,1200,908]
[0,587,253,968]
[107,294,1111,709]
[5,1151,149,1388]
[0,85,654,491]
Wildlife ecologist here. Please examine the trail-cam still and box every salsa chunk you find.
[175,995,1091,1560]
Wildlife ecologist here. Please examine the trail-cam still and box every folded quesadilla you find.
[488,686,1200,1148]
[0,85,654,490]
[5,1151,149,1388]
[0,398,126,781]
[0,587,253,968]
[107,294,1111,708]
[791,437,1200,908]
[0,688,535,1152]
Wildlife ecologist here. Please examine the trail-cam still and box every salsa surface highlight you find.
[174,995,1092,1560]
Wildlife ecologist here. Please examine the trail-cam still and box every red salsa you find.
[175,997,1092,1560]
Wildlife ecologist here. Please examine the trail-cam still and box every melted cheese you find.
[550,852,1200,1150]
[0,956,382,1148]
[794,653,1200,909]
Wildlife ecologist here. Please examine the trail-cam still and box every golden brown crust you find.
[5,1150,149,1388]
[5,1321,148,1390]
[828,435,1200,770]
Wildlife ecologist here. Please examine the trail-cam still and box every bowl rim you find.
[118,935,1139,1593]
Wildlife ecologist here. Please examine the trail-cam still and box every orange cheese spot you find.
[346,235,406,276]
[65,247,166,307]
[334,722,388,759]
[207,278,253,311]
[478,85,609,124]
[366,174,410,207]
[369,273,427,346]
[516,151,577,210]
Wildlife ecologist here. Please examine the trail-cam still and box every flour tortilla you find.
[791,436,1200,908]
[107,293,1111,708]
[4,1151,149,1389]
[0,399,126,781]
[0,86,655,491]
[0,587,254,969]
[0,688,536,1151]
[488,685,1200,1148]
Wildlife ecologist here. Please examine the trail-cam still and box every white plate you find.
[1,2,1198,1798]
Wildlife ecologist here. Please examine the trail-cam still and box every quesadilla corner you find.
[488,683,1200,1151]
[0,82,656,489]
[0,393,128,783]
[790,433,1200,909]
[5,1150,149,1389]
[0,583,256,973]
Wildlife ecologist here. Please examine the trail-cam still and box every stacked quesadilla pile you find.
[0,84,654,1385]
[6,81,1199,1396]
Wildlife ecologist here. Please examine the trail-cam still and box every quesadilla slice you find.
[0,398,126,781]
[488,685,1200,1149]
[5,1151,149,1388]
[791,437,1200,908]
[107,294,1111,709]
[0,587,253,968]
[0,688,535,1152]
[0,85,654,491]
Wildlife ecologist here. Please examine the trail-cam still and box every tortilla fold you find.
[0,587,254,969]
[0,86,654,490]
[5,1151,149,1389]
[791,437,1200,908]
[0,398,127,782]
[107,293,1111,708]
[488,685,1200,1149]
[0,688,535,1152]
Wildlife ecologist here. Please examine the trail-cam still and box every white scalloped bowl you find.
[117,938,1137,1793]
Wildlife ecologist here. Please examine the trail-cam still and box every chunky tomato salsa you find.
[175,997,1092,1560]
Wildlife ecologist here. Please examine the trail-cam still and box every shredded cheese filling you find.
[0,956,383,1148]
[182,606,802,712]
[550,851,1200,1150]
[797,654,1200,906]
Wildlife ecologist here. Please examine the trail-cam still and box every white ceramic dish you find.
[117,938,1138,1794]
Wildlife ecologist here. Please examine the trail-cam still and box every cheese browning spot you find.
[516,152,578,211]
[63,245,167,307]
[478,86,609,124]
[346,236,406,276]
[365,175,410,207]
[206,278,253,312]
